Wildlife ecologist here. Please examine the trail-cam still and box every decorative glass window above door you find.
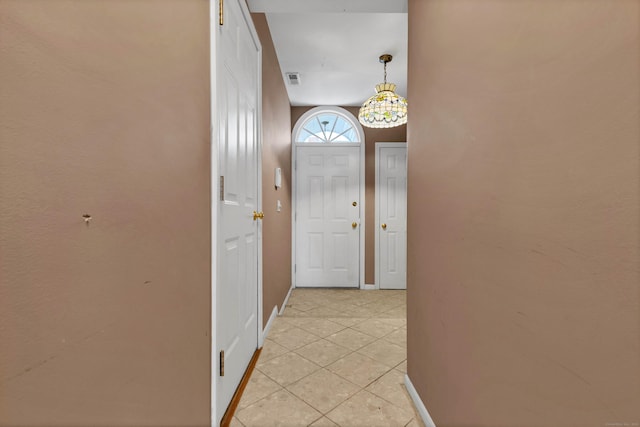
[294,107,362,143]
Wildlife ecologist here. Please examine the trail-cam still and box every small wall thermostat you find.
[274,167,282,189]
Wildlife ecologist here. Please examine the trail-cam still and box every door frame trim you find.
[291,107,366,289]
[210,0,263,425]
[375,142,407,289]
[209,2,218,424]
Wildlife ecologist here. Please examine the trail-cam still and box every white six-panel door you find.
[376,144,407,290]
[216,0,261,422]
[295,146,361,287]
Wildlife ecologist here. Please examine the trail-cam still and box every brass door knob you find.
[253,211,264,221]
[381,223,387,230]
[352,222,358,228]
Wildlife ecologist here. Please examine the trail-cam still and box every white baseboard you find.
[279,285,294,315]
[363,283,376,290]
[260,306,278,347]
[404,374,437,427]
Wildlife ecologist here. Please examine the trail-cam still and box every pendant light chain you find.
[384,61,387,84]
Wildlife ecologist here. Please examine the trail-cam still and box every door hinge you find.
[219,0,224,25]
[220,176,225,201]
[220,350,225,376]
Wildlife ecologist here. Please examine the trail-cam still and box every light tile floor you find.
[232,289,424,427]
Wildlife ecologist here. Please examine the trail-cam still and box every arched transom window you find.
[293,106,364,143]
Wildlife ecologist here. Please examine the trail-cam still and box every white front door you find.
[376,144,407,290]
[216,0,260,421]
[295,145,361,287]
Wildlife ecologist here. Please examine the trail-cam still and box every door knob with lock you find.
[253,211,264,221]
[352,222,358,229]
[381,223,387,230]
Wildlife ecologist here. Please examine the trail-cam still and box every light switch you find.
[276,200,282,212]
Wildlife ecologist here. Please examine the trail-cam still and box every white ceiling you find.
[247,0,408,107]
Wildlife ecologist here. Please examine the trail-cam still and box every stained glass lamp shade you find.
[358,54,408,129]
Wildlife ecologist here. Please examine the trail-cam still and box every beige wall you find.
[291,107,406,285]
[252,14,293,325]
[0,1,211,425]
[406,1,639,426]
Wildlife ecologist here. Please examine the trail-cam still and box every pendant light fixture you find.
[358,54,408,128]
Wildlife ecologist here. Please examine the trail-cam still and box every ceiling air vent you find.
[286,72,301,86]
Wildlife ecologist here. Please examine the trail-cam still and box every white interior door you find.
[376,144,407,290]
[216,0,260,421]
[295,145,360,287]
